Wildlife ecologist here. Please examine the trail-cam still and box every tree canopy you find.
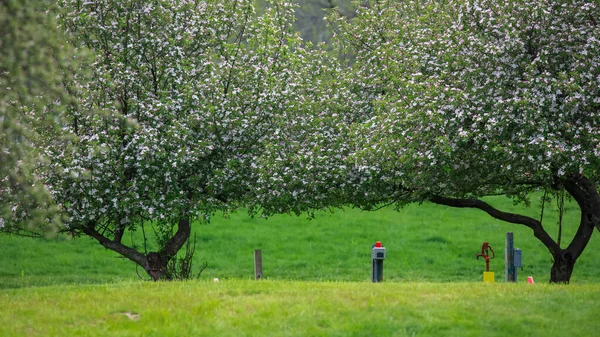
[44,0,325,280]
[253,0,600,283]
[258,0,355,44]
[334,0,600,283]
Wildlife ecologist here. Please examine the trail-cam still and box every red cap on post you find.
[375,241,382,247]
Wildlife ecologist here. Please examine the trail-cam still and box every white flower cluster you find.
[251,0,600,214]
[328,0,600,200]
[42,0,309,231]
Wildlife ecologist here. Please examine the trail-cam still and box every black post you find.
[372,259,384,282]
[371,241,386,283]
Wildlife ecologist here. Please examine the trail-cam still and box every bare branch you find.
[430,195,560,255]
[82,222,148,267]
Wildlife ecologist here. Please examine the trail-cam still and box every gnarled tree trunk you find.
[83,217,191,281]
[550,250,575,283]
[554,174,600,283]
[142,218,191,280]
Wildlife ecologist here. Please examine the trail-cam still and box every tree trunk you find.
[83,217,191,281]
[142,218,191,281]
[557,174,600,284]
[144,252,169,281]
[550,251,575,284]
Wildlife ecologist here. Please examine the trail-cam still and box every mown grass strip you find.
[1,280,599,337]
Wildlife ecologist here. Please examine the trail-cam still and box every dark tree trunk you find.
[141,218,191,281]
[550,251,575,283]
[83,217,192,281]
[144,252,168,281]
[554,174,600,284]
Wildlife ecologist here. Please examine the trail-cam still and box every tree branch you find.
[113,225,125,243]
[158,218,191,261]
[83,223,147,267]
[563,174,598,212]
[430,195,560,255]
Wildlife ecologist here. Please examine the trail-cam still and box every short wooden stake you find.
[254,249,263,280]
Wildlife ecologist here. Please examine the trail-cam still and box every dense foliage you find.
[0,0,77,235]
[341,0,600,199]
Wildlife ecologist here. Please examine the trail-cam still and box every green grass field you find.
[2,195,600,335]
[2,195,599,287]
[2,280,599,337]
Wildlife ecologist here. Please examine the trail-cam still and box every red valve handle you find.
[476,242,495,272]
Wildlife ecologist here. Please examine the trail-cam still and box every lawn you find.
[2,195,600,335]
[1,280,599,337]
[2,195,600,288]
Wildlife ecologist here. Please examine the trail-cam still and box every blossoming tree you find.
[327,0,600,283]
[49,0,310,280]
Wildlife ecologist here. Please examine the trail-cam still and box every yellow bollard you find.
[483,271,495,283]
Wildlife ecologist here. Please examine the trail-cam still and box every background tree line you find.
[258,0,354,44]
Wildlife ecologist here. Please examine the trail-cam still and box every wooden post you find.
[254,249,263,280]
[505,232,516,282]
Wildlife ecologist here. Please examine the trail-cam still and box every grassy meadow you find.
[2,194,600,287]
[3,195,600,335]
